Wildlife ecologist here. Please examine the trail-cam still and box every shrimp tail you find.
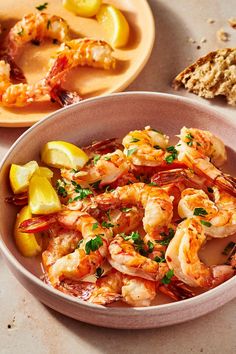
[0,52,26,83]
[5,192,28,206]
[50,86,82,107]
[19,214,58,233]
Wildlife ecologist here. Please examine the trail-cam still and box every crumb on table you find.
[216,28,230,41]
[228,17,236,29]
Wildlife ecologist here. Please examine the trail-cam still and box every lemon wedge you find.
[34,166,53,180]
[96,4,130,48]
[63,0,102,17]
[14,205,42,257]
[9,161,39,194]
[29,175,61,214]
[41,141,89,170]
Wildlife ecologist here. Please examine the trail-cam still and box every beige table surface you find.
[0,1,236,353]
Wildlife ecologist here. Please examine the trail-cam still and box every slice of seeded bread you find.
[173,48,236,105]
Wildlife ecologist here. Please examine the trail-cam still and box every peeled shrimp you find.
[178,188,236,238]
[62,149,129,189]
[8,13,69,58]
[20,210,112,286]
[165,218,234,287]
[108,235,168,281]
[46,38,116,88]
[89,269,156,307]
[176,127,236,196]
[122,126,169,166]
[94,183,173,237]
[0,60,49,107]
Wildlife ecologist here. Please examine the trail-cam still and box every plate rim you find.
[0,91,235,320]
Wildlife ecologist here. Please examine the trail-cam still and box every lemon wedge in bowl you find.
[14,205,42,257]
[9,161,39,194]
[96,4,130,48]
[29,175,61,215]
[34,166,53,180]
[41,141,89,170]
[63,0,102,17]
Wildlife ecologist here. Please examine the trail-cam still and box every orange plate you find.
[0,0,155,127]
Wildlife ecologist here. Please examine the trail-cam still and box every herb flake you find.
[85,235,103,255]
[36,2,48,11]
[200,220,212,227]
[193,207,208,216]
[161,269,174,284]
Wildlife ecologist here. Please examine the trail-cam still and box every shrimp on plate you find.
[94,183,173,237]
[176,127,236,196]
[7,13,69,58]
[0,60,49,107]
[89,269,157,307]
[178,187,236,238]
[165,218,234,288]
[20,210,112,286]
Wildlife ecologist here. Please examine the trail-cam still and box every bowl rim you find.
[0,91,235,315]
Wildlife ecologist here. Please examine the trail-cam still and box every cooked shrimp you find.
[20,210,112,286]
[94,183,173,237]
[176,127,236,196]
[89,269,156,306]
[165,218,234,287]
[108,235,168,281]
[178,188,236,238]
[8,13,69,58]
[42,228,82,271]
[62,149,129,189]
[46,38,116,88]
[0,60,49,107]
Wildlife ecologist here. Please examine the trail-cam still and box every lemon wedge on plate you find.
[63,0,102,17]
[96,4,130,48]
[9,161,39,194]
[41,141,89,170]
[29,175,61,214]
[14,205,42,257]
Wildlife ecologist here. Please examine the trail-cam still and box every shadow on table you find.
[46,298,235,354]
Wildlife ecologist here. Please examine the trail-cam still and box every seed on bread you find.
[173,48,236,105]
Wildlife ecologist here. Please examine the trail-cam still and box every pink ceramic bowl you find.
[0,92,235,329]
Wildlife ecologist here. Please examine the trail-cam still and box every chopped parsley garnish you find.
[104,156,111,161]
[156,228,175,246]
[121,232,154,256]
[154,255,166,263]
[93,154,101,165]
[85,235,103,255]
[207,187,214,193]
[165,146,178,164]
[36,2,48,10]
[185,133,194,146]
[95,267,104,278]
[17,27,24,36]
[68,181,93,201]
[200,220,212,227]
[101,221,114,228]
[161,269,174,284]
[222,242,236,256]
[121,207,133,212]
[92,222,98,230]
[154,145,161,150]
[56,179,67,198]
[130,137,140,143]
[148,182,158,186]
[147,240,154,253]
[126,148,137,157]
[193,207,208,216]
